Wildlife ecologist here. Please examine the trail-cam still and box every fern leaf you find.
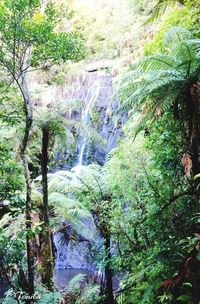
[67,273,87,292]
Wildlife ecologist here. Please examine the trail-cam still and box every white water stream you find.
[77,80,101,165]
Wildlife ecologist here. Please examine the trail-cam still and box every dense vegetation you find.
[0,0,200,304]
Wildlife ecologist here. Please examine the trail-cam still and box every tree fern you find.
[119,27,200,130]
[48,165,106,196]
[49,192,93,221]
[33,105,74,153]
[32,174,96,242]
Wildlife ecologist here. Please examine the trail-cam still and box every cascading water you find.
[51,67,126,289]
[77,80,100,166]
[78,137,87,165]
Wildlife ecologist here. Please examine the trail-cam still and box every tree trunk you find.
[186,84,200,176]
[20,154,35,298]
[190,83,200,175]
[104,233,115,304]
[18,77,35,302]
[192,260,200,304]
[40,127,54,290]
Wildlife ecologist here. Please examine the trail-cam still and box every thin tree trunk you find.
[104,233,115,304]
[190,83,200,176]
[21,154,35,297]
[18,77,35,302]
[192,268,200,304]
[40,127,54,290]
[186,84,200,176]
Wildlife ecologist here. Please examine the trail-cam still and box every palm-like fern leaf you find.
[33,171,96,242]
[49,192,92,220]
[119,27,200,132]
[2,214,25,238]
[144,0,184,25]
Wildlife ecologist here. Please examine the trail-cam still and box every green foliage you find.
[119,26,200,133]
[31,31,86,67]
[0,0,86,76]
[62,0,155,61]
[0,84,24,204]
[90,108,101,127]
[37,286,61,304]
[144,7,194,55]
[62,271,101,304]
[105,109,200,302]
[0,141,23,202]
[75,284,100,304]
[184,0,200,37]
[33,169,96,242]
[144,1,200,55]
[67,273,87,292]
[144,0,184,25]
[0,215,27,294]
[1,0,200,303]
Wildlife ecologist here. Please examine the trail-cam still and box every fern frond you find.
[80,284,100,303]
[118,26,200,131]
[3,214,25,238]
[49,192,92,220]
[119,72,183,112]
[48,171,80,194]
[162,26,192,49]
[67,273,87,292]
[0,213,12,228]
[32,189,43,206]
[37,286,62,304]
[136,54,179,72]
[144,1,183,25]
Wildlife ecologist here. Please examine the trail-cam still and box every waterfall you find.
[78,137,87,165]
[77,80,100,165]
[53,69,126,277]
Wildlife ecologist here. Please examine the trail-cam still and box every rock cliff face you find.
[62,69,125,166]
[54,230,96,270]
[53,66,126,271]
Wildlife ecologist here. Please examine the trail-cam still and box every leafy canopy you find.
[0,0,86,78]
